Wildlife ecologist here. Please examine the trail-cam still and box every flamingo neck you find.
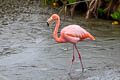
[53,17,62,42]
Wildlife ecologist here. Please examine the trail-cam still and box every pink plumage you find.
[47,14,95,74]
[60,24,95,43]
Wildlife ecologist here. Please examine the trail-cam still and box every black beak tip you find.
[47,22,49,26]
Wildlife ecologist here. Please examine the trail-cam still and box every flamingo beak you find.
[47,17,53,27]
[47,22,49,26]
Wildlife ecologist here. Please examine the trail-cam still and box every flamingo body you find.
[47,14,95,74]
[60,24,95,44]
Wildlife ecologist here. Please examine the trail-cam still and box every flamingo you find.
[47,14,95,74]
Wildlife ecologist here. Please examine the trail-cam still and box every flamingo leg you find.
[69,44,75,74]
[74,44,84,72]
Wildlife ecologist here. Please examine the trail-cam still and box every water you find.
[0,6,120,80]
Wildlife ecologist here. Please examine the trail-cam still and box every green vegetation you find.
[42,0,120,21]
[0,0,119,21]
[42,0,76,5]
[67,0,76,4]
[111,9,120,21]
[98,8,104,17]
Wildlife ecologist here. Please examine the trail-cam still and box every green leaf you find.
[98,8,104,16]
[68,0,76,4]
[111,8,120,21]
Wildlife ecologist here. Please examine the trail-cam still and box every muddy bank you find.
[0,3,120,80]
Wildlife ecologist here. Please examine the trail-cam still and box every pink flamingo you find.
[47,14,95,74]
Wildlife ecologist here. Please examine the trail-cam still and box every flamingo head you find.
[47,14,59,26]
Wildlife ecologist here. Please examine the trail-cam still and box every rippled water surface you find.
[0,6,120,80]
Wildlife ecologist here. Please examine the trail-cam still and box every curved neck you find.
[53,17,61,42]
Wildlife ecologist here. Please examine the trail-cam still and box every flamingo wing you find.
[61,25,89,43]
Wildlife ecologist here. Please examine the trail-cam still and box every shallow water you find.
[0,6,120,80]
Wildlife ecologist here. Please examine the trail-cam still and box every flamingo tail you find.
[88,33,95,40]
